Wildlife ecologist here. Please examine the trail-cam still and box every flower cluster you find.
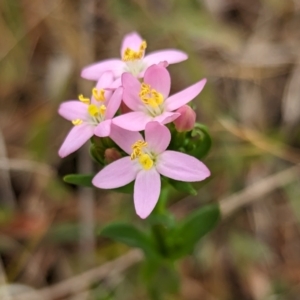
[59,32,210,219]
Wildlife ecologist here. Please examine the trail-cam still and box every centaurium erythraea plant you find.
[92,122,210,219]
[112,64,207,131]
[81,32,188,85]
[58,72,122,157]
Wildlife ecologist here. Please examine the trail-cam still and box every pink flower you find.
[81,32,188,83]
[92,122,210,219]
[58,72,122,157]
[112,64,206,131]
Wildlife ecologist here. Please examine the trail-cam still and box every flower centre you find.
[130,140,154,170]
[71,88,107,126]
[139,83,164,108]
[123,41,147,62]
[88,104,106,118]
[138,154,153,170]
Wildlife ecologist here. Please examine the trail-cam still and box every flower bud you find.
[173,105,196,132]
[104,148,122,164]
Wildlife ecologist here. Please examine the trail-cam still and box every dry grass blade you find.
[219,118,300,163]
[0,159,54,176]
[220,163,300,218]
[13,249,143,300]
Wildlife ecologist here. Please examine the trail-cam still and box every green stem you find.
[151,224,168,257]
[150,185,172,257]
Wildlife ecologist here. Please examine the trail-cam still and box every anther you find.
[72,119,83,125]
[78,94,90,104]
[92,88,105,102]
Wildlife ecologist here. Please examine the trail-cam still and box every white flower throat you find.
[122,41,147,77]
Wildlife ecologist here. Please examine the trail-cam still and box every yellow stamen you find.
[123,40,147,61]
[99,104,106,115]
[138,154,153,170]
[88,104,99,117]
[78,94,90,104]
[139,83,164,108]
[92,88,105,101]
[131,140,148,160]
[72,119,83,126]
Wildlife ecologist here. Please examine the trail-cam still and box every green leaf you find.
[100,222,157,258]
[111,181,134,194]
[63,174,94,187]
[168,179,197,195]
[170,204,220,258]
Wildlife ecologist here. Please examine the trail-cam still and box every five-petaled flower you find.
[92,122,210,219]
[112,64,206,131]
[81,32,188,85]
[58,72,122,157]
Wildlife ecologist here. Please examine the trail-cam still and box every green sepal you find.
[89,143,105,165]
[99,222,158,258]
[168,204,220,259]
[187,123,212,159]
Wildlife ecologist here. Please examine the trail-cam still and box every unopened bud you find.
[104,148,122,164]
[173,105,196,132]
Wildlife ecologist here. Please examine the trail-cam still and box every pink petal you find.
[144,49,188,66]
[81,59,124,81]
[153,111,180,125]
[164,79,207,111]
[145,122,170,154]
[106,78,122,90]
[92,157,138,189]
[113,111,152,131]
[106,87,123,119]
[121,32,144,57]
[156,151,210,182]
[122,72,142,111]
[58,101,88,121]
[94,119,111,137]
[144,65,171,98]
[134,168,161,219]
[96,71,114,88]
[58,124,94,158]
[109,124,143,154]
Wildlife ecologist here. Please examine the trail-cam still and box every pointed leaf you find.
[168,179,197,195]
[170,204,220,258]
[100,222,157,258]
[63,174,94,187]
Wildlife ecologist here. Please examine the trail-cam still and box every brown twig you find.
[0,130,16,209]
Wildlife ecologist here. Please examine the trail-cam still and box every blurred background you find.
[1,0,300,299]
